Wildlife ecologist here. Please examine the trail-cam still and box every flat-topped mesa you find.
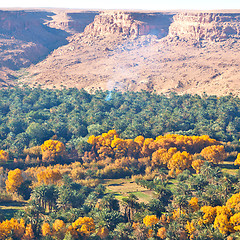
[46,11,98,34]
[83,11,172,38]
[169,13,240,42]
[83,12,146,38]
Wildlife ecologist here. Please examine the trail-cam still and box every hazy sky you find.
[1,0,240,10]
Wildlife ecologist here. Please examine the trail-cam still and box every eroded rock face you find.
[84,12,145,37]
[0,10,71,84]
[0,10,69,49]
[0,9,240,95]
[46,11,98,34]
[169,13,240,42]
[83,11,173,38]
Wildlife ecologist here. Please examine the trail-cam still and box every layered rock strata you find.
[169,13,240,42]
[83,11,173,38]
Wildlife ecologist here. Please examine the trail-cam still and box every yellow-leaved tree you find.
[185,220,195,236]
[230,213,240,231]
[143,215,159,227]
[152,147,177,167]
[226,192,240,211]
[191,159,204,174]
[37,167,62,185]
[157,227,167,239]
[213,213,232,235]
[5,168,24,193]
[71,217,95,237]
[111,137,128,159]
[234,153,240,166]
[188,197,199,212]
[41,222,51,237]
[200,145,226,164]
[167,151,192,176]
[22,223,34,240]
[52,219,66,239]
[41,140,66,162]
[199,206,216,225]
[0,149,9,162]
[0,218,25,239]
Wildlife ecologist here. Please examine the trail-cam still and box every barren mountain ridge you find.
[0,9,239,95]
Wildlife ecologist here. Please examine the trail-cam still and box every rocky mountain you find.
[0,9,239,95]
[83,11,173,38]
[169,12,240,42]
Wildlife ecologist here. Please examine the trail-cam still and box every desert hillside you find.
[0,9,239,95]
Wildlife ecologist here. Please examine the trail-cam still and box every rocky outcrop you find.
[169,13,240,42]
[84,12,140,37]
[0,8,240,95]
[83,11,240,42]
[46,11,98,34]
[83,11,173,38]
[0,9,70,77]
[0,10,69,50]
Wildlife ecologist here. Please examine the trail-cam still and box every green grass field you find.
[104,178,155,203]
[0,201,26,220]
[220,161,239,175]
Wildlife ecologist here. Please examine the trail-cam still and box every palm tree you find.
[93,209,123,231]
[112,222,133,240]
[45,185,58,211]
[31,185,58,212]
[84,192,98,209]
[24,203,44,238]
[31,185,47,210]
[122,193,139,222]
[100,193,119,211]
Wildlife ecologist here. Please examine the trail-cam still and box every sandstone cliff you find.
[0,10,70,85]
[169,12,240,42]
[83,11,173,38]
[0,9,239,96]
[46,11,98,34]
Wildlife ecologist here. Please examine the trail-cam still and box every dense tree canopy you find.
[0,87,240,157]
[1,87,240,239]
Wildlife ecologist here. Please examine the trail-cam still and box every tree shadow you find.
[220,163,238,170]
[0,201,26,220]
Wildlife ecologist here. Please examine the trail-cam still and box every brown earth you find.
[0,9,239,96]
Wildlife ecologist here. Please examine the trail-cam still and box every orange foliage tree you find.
[41,222,51,237]
[191,159,204,174]
[151,147,177,167]
[185,220,195,236]
[188,197,199,212]
[5,168,24,193]
[200,145,226,164]
[71,217,95,237]
[143,215,159,227]
[37,167,62,185]
[199,206,216,225]
[234,153,240,166]
[157,227,167,239]
[230,213,240,231]
[111,137,128,159]
[53,219,66,239]
[213,213,232,235]
[22,224,35,240]
[41,140,66,162]
[167,151,192,176]
[154,134,219,153]
[0,149,9,162]
[226,192,240,211]
[0,218,25,239]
